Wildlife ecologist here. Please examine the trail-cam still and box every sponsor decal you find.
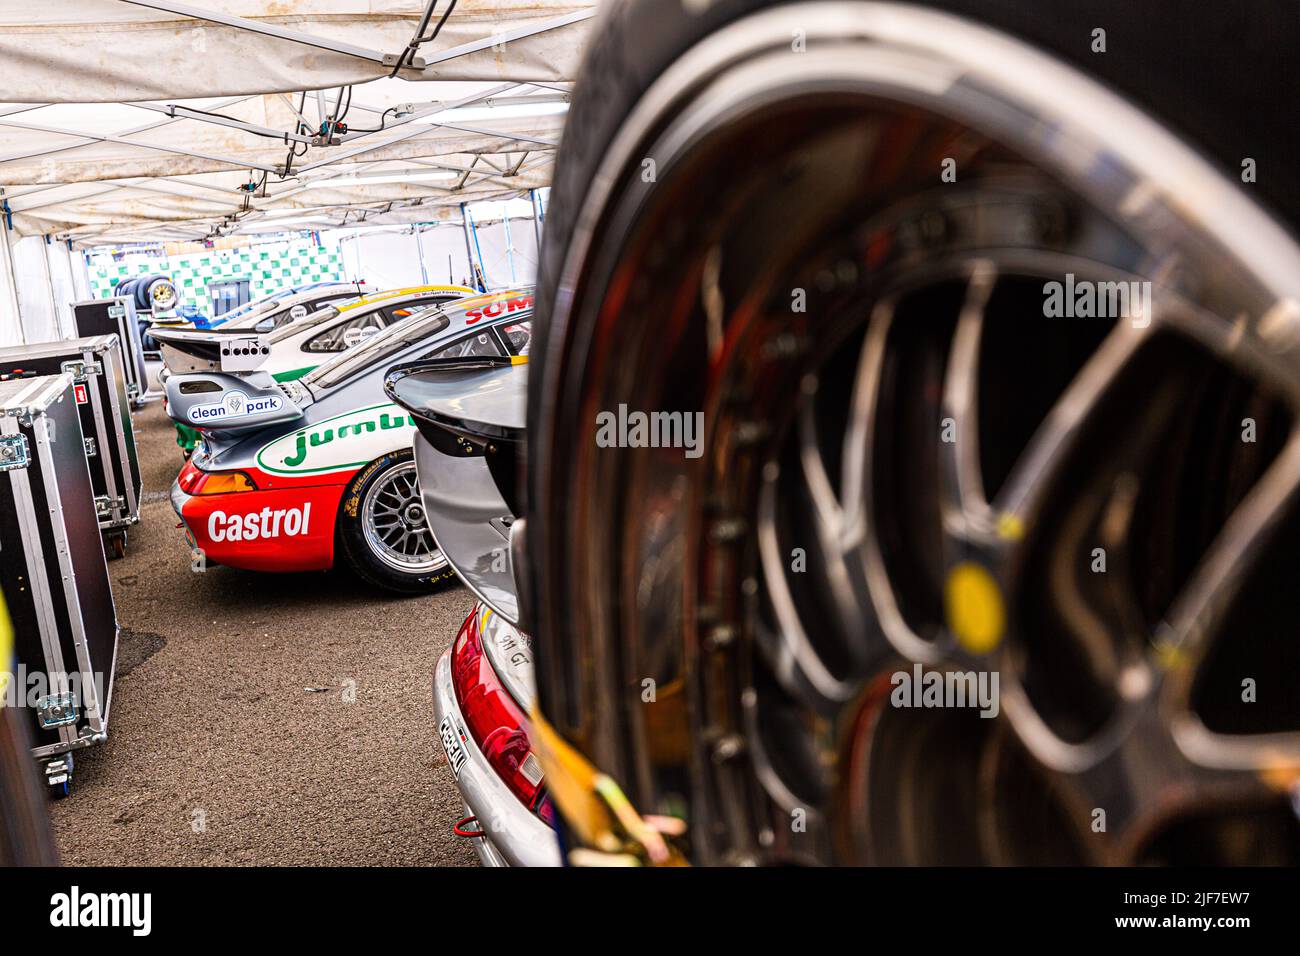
[256,403,414,476]
[207,503,311,542]
[464,294,533,324]
[73,383,89,404]
[187,389,283,424]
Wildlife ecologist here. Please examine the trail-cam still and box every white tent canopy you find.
[0,2,593,345]
[0,2,593,243]
[0,1,594,101]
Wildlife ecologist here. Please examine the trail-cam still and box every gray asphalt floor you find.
[48,390,478,866]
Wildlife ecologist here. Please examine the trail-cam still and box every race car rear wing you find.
[385,356,528,627]
[150,325,273,376]
[164,370,305,436]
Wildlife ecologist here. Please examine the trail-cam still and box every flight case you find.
[0,374,118,797]
[0,335,142,558]
[70,297,150,407]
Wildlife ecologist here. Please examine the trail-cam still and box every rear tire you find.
[529,0,1300,865]
[336,450,457,595]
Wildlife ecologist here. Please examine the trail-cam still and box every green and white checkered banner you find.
[88,240,345,315]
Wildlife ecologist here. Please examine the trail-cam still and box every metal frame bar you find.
[333,83,519,147]
[0,95,257,167]
[426,122,556,148]
[125,101,315,146]
[0,116,280,174]
[116,0,407,66]
[418,9,595,67]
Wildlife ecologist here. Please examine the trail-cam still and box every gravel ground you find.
[48,387,478,866]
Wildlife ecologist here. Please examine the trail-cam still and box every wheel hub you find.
[361,461,445,574]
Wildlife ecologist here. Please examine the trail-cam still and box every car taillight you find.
[178,460,257,495]
[450,607,553,824]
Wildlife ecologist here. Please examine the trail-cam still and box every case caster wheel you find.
[44,755,73,800]
[105,530,127,560]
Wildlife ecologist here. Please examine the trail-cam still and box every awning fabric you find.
[0,2,594,244]
[0,1,594,101]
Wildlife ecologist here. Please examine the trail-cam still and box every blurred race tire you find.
[529,1,1300,864]
[0,708,57,865]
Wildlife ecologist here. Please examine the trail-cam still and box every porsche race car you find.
[384,354,554,863]
[174,282,364,332]
[154,283,473,454]
[152,284,476,382]
[166,289,533,593]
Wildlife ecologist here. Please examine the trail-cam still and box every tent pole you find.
[415,226,428,285]
[503,208,517,286]
[0,212,23,345]
[459,204,482,292]
[37,235,62,339]
[530,189,543,249]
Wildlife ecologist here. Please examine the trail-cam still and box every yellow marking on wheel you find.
[945,562,1005,654]
[1154,640,1187,670]
[996,512,1025,541]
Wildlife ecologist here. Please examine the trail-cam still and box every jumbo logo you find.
[464,294,532,324]
[187,389,283,424]
[256,403,415,476]
[208,503,310,542]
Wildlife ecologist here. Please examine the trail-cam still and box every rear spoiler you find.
[164,370,305,436]
[385,356,528,626]
[150,325,273,376]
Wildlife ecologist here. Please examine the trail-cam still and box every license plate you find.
[439,715,468,778]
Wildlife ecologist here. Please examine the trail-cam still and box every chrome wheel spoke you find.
[1160,431,1300,771]
[990,320,1152,560]
[939,261,996,545]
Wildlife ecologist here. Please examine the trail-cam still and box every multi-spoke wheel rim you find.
[362,462,445,574]
[531,2,1300,865]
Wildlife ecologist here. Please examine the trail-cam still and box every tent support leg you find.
[415,226,429,285]
[0,216,23,345]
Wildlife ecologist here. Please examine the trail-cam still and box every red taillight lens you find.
[178,460,257,495]
[450,607,551,821]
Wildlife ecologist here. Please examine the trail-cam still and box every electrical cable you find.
[389,0,458,77]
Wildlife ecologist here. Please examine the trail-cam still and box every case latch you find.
[36,692,78,728]
[60,360,102,382]
[0,433,29,471]
[94,494,124,518]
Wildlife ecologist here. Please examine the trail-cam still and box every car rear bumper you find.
[170,473,341,573]
[432,648,561,867]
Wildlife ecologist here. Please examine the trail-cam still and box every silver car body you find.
[433,603,561,867]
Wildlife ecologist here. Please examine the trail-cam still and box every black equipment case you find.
[0,374,118,796]
[70,297,149,407]
[0,335,142,557]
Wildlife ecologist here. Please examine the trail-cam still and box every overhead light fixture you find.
[304,170,459,189]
